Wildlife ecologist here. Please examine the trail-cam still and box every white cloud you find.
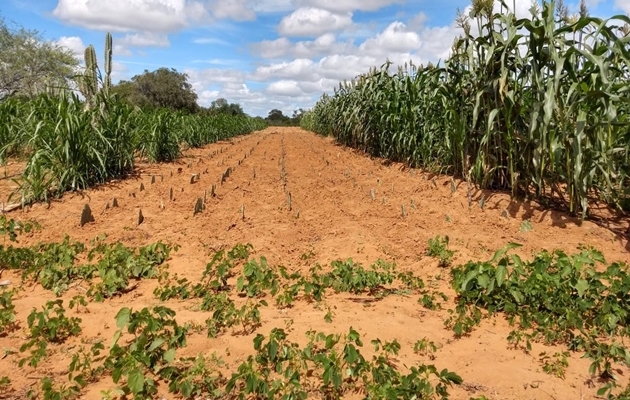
[295,0,401,13]
[56,36,86,58]
[267,80,303,96]
[111,32,169,57]
[52,0,206,32]
[186,68,246,89]
[278,7,353,36]
[251,58,316,81]
[252,0,294,12]
[251,34,352,59]
[51,0,264,33]
[113,45,134,57]
[111,61,128,80]
[251,37,294,58]
[614,0,630,13]
[359,22,421,55]
[208,0,256,21]
[118,32,170,48]
[193,37,230,45]
[408,12,428,30]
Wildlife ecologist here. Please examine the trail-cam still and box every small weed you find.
[539,351,569,379]
[418,291,448,311]
[300,249,315,261]
[324,307,334,323]
[68,295,89,313]
[413,338,438,359]
[427,235,455,267]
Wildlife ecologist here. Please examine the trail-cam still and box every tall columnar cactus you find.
[104,32,112,94]
[80,45,98,107]
[79,32,113,107]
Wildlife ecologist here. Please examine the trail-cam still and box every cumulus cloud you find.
[267,80,303,96]
[251,0,294,12]
[359,22,422,55]
[614,0,630,13]
[193,37,230,45]
[118,32,170,48]
[51,0,267,32]
[278,8,353,36]
[111,61,128,80]
[56,36,86,58]
[52,0,205,32]
[111,32,170,57]
[186,68,246,87]
[250,38,294,58]
[208,0,256,21]
[408,12,428,30]
[251,34,352,59]
[295,0,402,13]
[251,58,316,81]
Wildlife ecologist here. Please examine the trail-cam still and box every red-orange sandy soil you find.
[0,127,628,400]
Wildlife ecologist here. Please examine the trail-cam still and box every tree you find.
[0,18,79,101]
[112,68,198,112]
[266,109,291,126]
[208,98,245,116]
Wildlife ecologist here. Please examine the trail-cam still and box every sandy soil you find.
[0,127,628,400]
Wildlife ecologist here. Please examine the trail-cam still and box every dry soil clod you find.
[194,198,204,215]
[138,209,144,225]
[80,204,94,227]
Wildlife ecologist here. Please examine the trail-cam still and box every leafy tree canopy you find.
[0,18,79,101]
[112,68,198,113]
[266,108,305,126]
[207,98,245,116]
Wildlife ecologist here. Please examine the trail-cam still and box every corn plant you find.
[302,1,630,218]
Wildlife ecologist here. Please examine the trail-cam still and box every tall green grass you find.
[0,94,266,203]
[302,0,630,217]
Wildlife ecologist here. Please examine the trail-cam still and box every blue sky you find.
[1,0,628,117]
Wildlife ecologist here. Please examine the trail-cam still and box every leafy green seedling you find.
[426,235,455,267]
[413,338,438,359]
[539,351,569,379]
